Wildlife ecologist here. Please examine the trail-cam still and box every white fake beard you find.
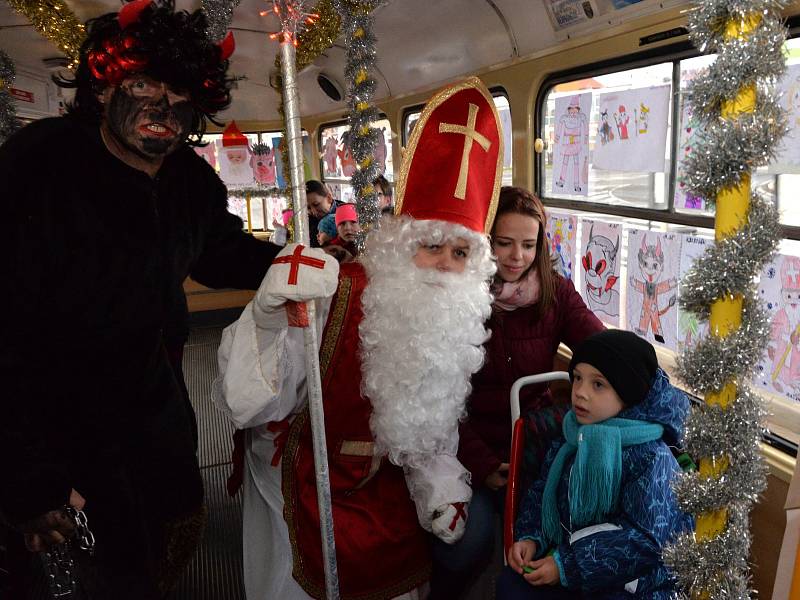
[359,216,496,469]
[785,299,800,323]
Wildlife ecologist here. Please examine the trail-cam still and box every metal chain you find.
[40,506,96,599]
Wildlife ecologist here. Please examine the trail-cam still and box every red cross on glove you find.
[272,244,327,285]
[449,502,467,531]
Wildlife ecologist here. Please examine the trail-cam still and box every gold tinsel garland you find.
[275,0,342,192]
[273,0,376,243]
[7,0,86,70]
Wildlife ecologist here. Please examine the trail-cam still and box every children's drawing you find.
[626,229,681,349]
[194,143,217,170]
[552,93,590,196]
[272,136,286,188]
[250,143,277,186]
[769,64,800,173]
[219,121,255,186]
[636,102,649,134]
[677,235,712,352]
[599,108,615,146]
[545,212,577,281]
[375,127,387,175]
[593,85,671,173]
[579,220,621,326]
[322,133,339,177]
[674,96,706,211]
[338,132,356,178]
[614,104,630,140]
[273,135,312,188]
[756,255,800,401]
[218,140,254,186]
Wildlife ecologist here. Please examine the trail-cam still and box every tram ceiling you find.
[1,0,693,121]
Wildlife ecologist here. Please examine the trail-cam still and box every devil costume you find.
[0,112,279,598]
[0,2,279,597]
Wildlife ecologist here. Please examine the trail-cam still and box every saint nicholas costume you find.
[214,76,504,600]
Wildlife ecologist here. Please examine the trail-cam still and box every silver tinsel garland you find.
[663,0,787,597]
[677,298,771,389]
[0,49,21,146]
[202,0,241,41]
[334,1,383,249]
[679,195,781,316]
[689,17,786,116]
[683,98,786,201]
[664,502,755,597]
[227,186,283,198]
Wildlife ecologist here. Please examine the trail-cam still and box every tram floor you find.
[172,325,245,600]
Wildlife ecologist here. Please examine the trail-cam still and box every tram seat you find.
[502,371,571,561]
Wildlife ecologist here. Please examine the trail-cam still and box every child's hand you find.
[507,539,536,574]
[524,555,560,586]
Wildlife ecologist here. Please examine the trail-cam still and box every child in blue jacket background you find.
[497,329,693,599]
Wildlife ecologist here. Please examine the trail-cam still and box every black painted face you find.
[104,75,194,160]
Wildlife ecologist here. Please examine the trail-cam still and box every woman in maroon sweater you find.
[430,187,603,598]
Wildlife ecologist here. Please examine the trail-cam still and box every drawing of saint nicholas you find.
[768,256,800,394]
[554,95,589,193]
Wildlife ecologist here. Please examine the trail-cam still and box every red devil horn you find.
[218,31,235,61]
[119,0,152,29]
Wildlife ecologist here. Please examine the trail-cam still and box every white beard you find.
[785,300,800,324]
[359,216,496,469]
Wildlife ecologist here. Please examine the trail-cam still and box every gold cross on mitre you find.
[438,103,492,200]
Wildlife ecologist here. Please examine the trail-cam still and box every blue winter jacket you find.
[514,369,693,599]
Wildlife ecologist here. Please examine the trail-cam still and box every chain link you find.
[40,506,96,599]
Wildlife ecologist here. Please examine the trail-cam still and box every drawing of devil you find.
[582,224,620,318]
[630,235,677,344]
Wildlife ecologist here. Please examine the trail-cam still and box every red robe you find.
[282,262,431,600]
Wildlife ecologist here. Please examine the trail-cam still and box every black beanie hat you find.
[568,330,658,406]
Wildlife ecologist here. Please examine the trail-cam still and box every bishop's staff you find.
[272,2,340,598]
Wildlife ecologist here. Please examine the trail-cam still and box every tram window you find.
[541,62,673,208]
[319,119,394,204]
[677,44,800,227]
[749,36,800,228]
[402,92,514,186]
[193,130,298,232]
[540,36,800,228]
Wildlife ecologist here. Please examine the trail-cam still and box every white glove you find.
[254,243,339,329]
[431,502,468,544]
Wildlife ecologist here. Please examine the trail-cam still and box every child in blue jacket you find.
[497,329,693,599]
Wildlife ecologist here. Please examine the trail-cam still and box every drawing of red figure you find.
[767,256,800,393]
[337,132,357,177]
[614,104,630,140]
[630,235,676,344]
[322,134,339,175]
[375,127,387,174]
[554,95,588,192]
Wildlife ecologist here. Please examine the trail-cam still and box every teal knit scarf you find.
[541,411,663,547]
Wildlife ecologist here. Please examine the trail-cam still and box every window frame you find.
[534,36,800,240]
[401,86,511,147]
[317,114,392,186]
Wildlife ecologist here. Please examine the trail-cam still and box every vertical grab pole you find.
[279,36,340,600]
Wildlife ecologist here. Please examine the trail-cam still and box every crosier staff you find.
[271,1,340,598]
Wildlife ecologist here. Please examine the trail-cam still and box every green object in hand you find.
[522,565,534,574]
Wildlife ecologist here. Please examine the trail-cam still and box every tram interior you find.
[2,0,800,597]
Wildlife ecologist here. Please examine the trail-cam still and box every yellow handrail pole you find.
[246,192,253,234]
[693,13,760,598]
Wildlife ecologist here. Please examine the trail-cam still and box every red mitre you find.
[222,120,248,147]
[395,77,503,234]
